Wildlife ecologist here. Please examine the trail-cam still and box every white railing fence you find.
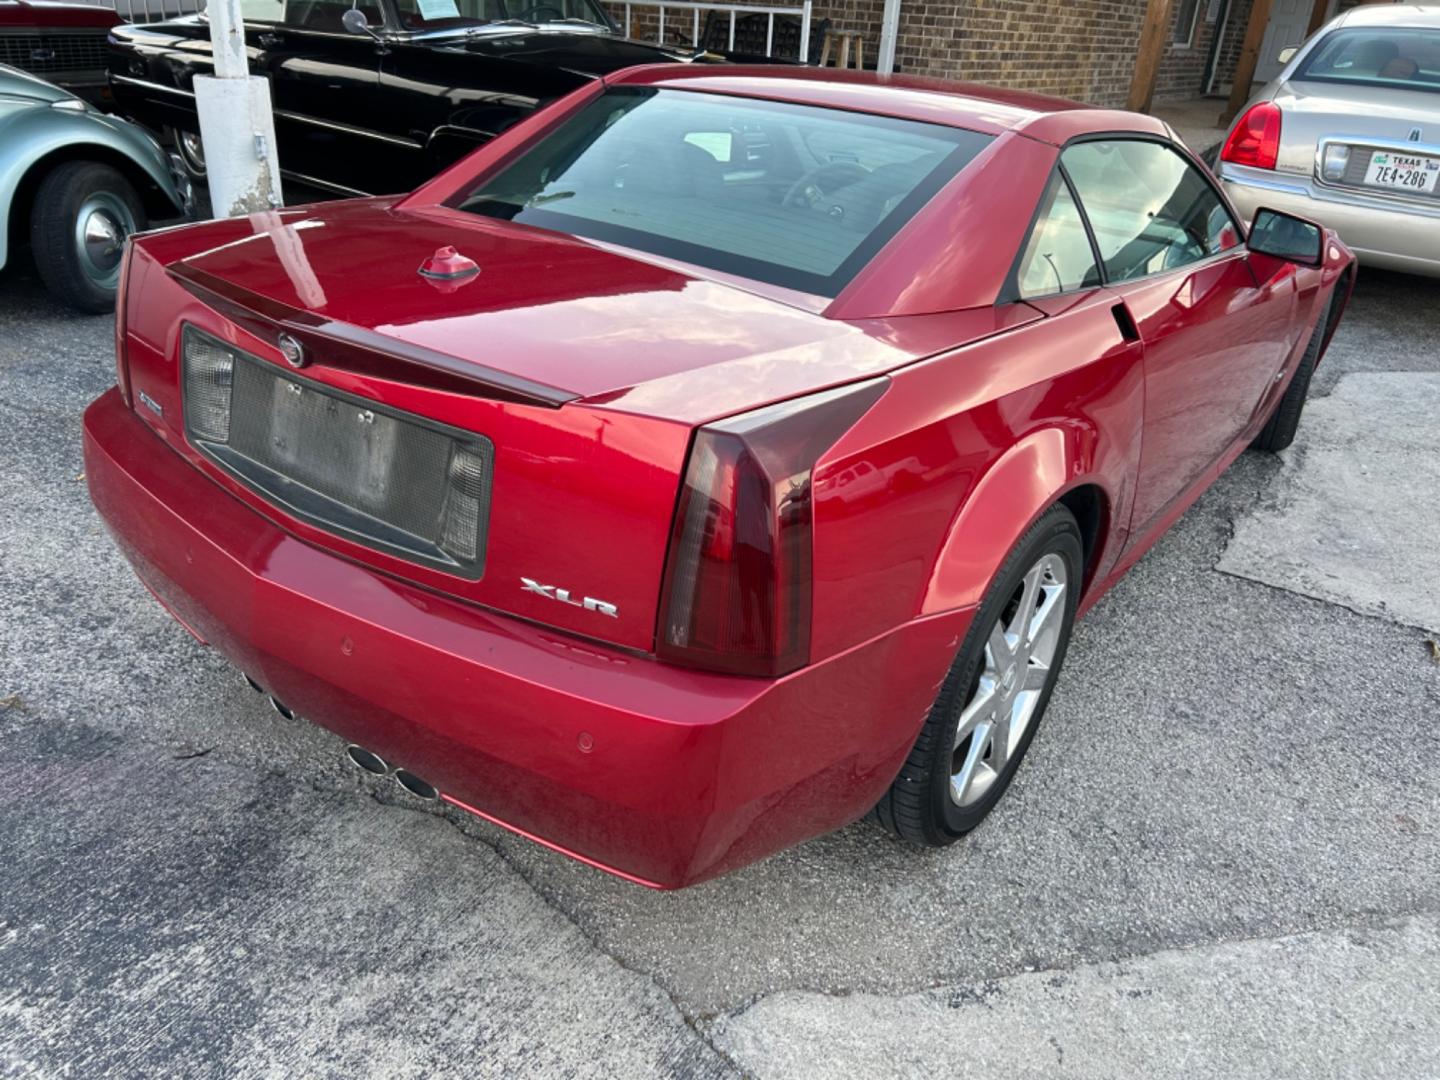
[116,0,208,22]
[58,0,208,23]
[64,0,817,48]
[73,0,819,48]
[618,0,813,62]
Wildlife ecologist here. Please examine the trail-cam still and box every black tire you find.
[1251,292,1332,453]
[30,162,145,314]
[871,504,1083,846]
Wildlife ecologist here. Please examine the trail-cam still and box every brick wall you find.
[813,0,1228,107]
[886,0,1153,106]
[1153,0,1221,100]
[1209,0,1251,93]
[603,0,1298,108]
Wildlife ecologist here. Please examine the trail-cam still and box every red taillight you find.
[1221,102,1282,170]
[657,379,886,677]
[114,239,134,405]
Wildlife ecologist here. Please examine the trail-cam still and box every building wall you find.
[602,0,1351,108]
[814,0,1225,106]
[603,0,1155,104]
[887,0,1154,106]
[1210,0,1253,93]
[1153,0,1224,100]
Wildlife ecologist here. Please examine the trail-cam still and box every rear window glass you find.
[453,87,992,296]
[1296,27,1440,93]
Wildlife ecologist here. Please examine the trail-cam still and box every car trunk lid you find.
[1274,81,1440,190]
[169,199,869,411]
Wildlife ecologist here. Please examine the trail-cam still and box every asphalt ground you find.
[2,251,1437,1077]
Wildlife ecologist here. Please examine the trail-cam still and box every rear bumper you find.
[1222,165,1440,277]
[84,389,969,887]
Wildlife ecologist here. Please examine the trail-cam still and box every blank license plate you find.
[1364,151,1440,194]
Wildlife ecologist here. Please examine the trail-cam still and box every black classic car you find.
[107,0,741,197]
[2,0,120,104]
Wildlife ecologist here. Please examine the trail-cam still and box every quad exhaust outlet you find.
[241,671,439,802]
[393,769,439,801]
[241,671,296,720]
[345,743,440,801]
[345,744,388,775]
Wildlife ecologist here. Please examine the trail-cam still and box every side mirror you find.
[1277,45,1297,64]
[1247,207,1324,267]
[342,7,379,37]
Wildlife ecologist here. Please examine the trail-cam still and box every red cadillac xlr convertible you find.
[85,66,1354,888]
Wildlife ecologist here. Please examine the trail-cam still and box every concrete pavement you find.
[1220,372,1440,634]
[707,915,1440,1079]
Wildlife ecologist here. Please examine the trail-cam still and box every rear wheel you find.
[871,504,1083,845]
[1251,292,1332,453]
[29,162,145,314]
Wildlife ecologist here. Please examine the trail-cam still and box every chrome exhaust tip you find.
[242,673,264,694]
[268,696,296,721]
[394,769,438,801]
[345,744,389,776]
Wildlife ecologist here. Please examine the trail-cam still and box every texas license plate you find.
[1364,151,1440,194]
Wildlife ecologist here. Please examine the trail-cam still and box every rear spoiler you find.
[168,262,579,409]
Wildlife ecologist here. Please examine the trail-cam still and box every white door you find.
[1256,0,1317,82]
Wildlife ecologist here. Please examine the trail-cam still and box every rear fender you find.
[919,427,1105,614]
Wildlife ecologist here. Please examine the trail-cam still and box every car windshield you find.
[1295,26,1440,93]
[454,88,991,296]
[389,0,610,32]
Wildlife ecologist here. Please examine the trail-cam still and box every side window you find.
[1061,140,1240,283]
[393,0,509,29]
[283,0,382,30]
[1014,173,1100,299]
[241,0,285,21]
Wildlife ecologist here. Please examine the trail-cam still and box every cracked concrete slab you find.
[704,915,1440,1079]
[1218,373,1440,634]
[0,711,732,1079]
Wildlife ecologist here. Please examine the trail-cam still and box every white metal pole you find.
[193,0,282,217]
[877,0,900,73]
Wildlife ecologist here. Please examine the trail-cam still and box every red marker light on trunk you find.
[418,246,480,281]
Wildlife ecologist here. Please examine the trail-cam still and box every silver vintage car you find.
[0,62,189,311]
[1218,4,1440,277]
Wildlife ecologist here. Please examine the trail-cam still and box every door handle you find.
[257,32,284,46]
[1110,302,1141,343]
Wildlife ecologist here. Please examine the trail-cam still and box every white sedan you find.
[1218,3,1440,277]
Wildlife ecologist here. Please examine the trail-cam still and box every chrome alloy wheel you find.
[72,193,136,290]
[950,552,1068,807]
[178,129,206,176]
